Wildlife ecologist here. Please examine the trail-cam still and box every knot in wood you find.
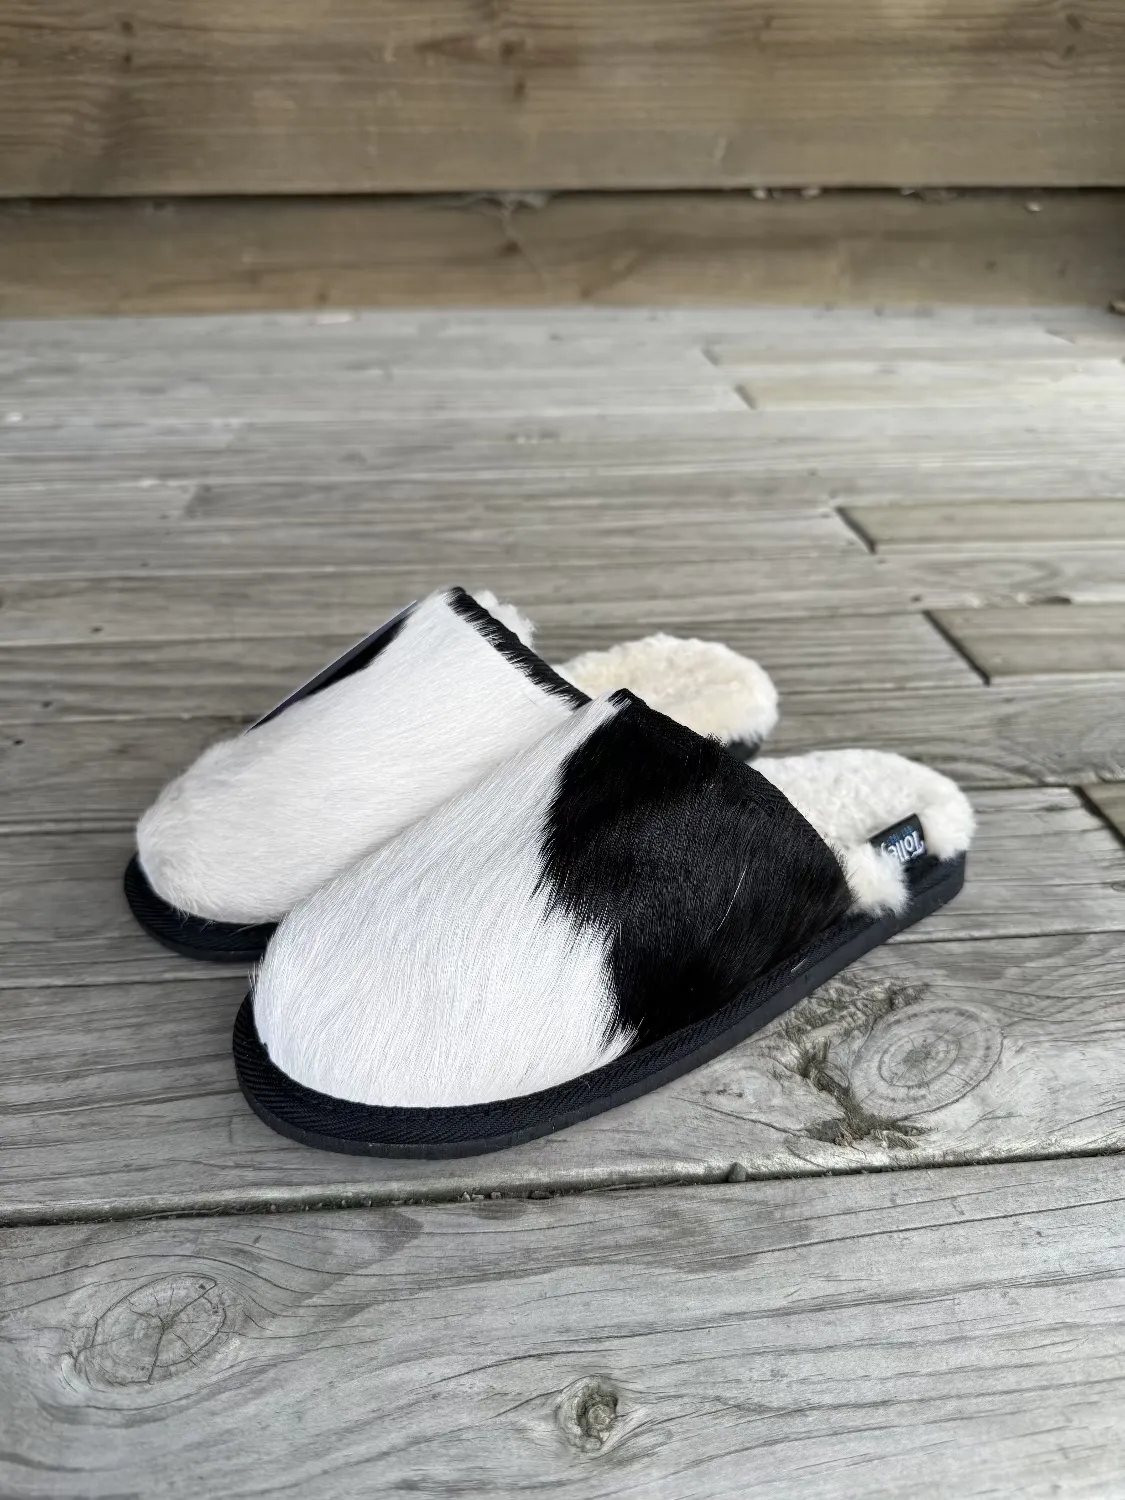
[848,1001,1003,1117]
[556,1376,621,1453]
[75,1274,229,1389]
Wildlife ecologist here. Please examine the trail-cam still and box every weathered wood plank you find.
[0,722,236,834]
[2,792,1120,990]
[0,613,976,724]
[0,828,245,983]
[0,507,860,580]
[5,1,1125,196]
[5,928,1125,1222]
[705,307,1125,361]
[0,364,748,421]
[2,553,1125,646]
[8,472,1125,533]
[5,304,1115,353]
[4,193,1125,314]
[845,499,1125,549]
[875,549,1125,609]
[6,409,1125,491]
[0,559,911,647]
[736,360,1125,411]
[933,604,1125,680]
[769,679,1125,786]
[5,1161,1125,1500]
[0,475,830,530]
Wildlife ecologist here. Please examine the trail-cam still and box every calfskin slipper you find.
[233,689,973,1158]
[126,587,778,963]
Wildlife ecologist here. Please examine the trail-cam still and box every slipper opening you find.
[557,633,779,752]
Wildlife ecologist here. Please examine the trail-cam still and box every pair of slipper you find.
[126,587,973,1159]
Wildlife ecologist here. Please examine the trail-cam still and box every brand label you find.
[870,813,927,867]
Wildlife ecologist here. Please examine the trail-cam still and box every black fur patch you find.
[250,604,415,729]
[446,587,590,708]
[540,692,852,1047]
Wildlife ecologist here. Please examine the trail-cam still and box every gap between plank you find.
[922,610,992,684]
[833,506,877,553]
[1078,786,1125,854]
[6,1140,1125,1232]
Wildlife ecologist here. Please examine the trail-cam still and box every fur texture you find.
[541,695,851,1047]
[137,588,581,923]
[474,590,535,647]
[754,748,975,914]
[255,696,633,1107]
[254,693,854,1108]
[557,634,779,748]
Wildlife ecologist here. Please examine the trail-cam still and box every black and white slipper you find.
[233,691,973,1159]
[126,588,778,963]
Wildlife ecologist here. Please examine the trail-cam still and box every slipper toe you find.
[134,587,584,926]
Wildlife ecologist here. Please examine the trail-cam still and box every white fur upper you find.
[137,586,782,924]
[137,590,575,923]
[254,695,632,1108]
[558,634,779,746]
[755,748,975,914]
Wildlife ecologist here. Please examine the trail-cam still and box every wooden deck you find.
[2,305,1125,1497]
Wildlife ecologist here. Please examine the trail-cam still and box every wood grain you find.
[769,678,1125,786]
[0,827,246,981]
[845,499,1125,550]
[739,362,1125,411]
[0,508,858,580]
[5,304,1114,353]
[876,549,1125,609]
[4,193,1125,314]
[0,560,911,647]
[932,604,1125,680]
[4,1161,1125,1498]
[5,2,1125,196]
[5,406,1125,486]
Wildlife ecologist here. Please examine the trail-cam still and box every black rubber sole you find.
[123,856,277,965]
[232,852,966,1159]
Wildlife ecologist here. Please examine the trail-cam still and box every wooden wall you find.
[3,1,1124,310]
[3,0,1125,196]
[3,192,1124,315]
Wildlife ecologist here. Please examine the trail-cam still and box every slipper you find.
[126,588,778,964]
[233,690,973,1158]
